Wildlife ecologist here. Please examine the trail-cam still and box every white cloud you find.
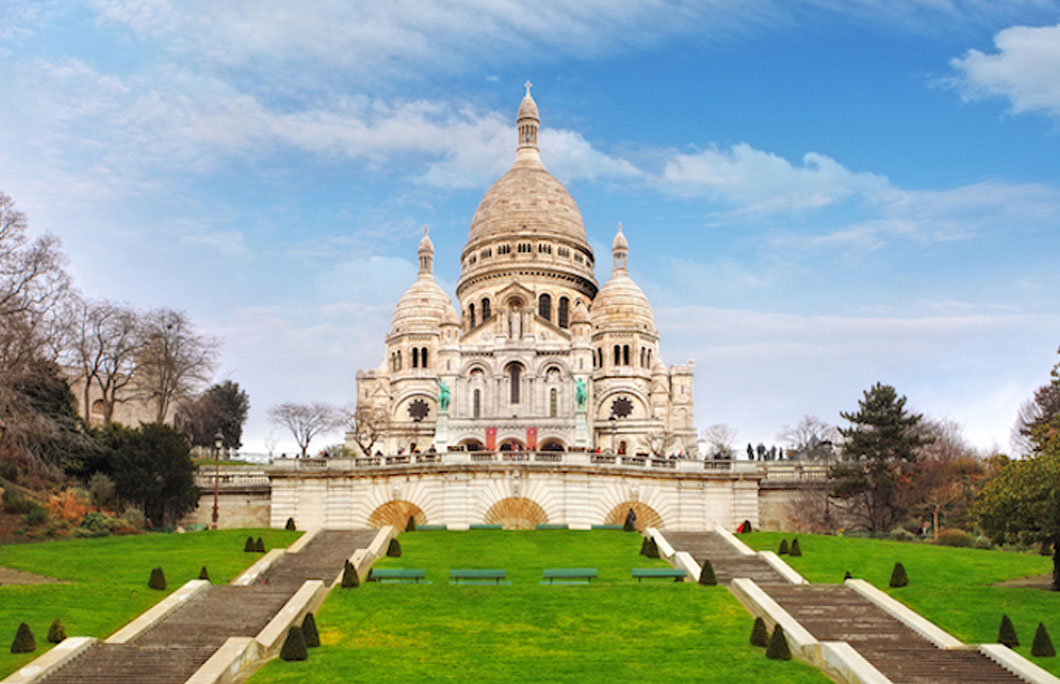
[948,21,1060,119]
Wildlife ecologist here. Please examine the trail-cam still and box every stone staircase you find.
[37,530,375,684]
[662,531,1024,684]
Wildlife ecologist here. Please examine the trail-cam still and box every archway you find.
[369,500,427,530]
[498,439,525,452]
[539,439,565,451]
[458,439,484,452]
[484,497,548,530]
[604,501,663,531]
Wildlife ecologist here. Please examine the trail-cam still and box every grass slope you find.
[742,532,1060,675]
[0,528,300,677]
[252,531,827,683]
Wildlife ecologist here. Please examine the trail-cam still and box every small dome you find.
[652,359,667,374]
[613,222,628,252]
[443,305,459,326]
[572,302,590,324]
[592,272,655,333]
[391,275,452,334]
[518,93,539,122]
[418,226,434,253]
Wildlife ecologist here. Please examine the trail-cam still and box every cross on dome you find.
[524,80,533,96]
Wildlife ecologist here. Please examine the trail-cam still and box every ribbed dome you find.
[391,275,452,334]
[517,93,539,122]
[592,272,655,333]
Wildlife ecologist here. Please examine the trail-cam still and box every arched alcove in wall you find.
[484,497,548,530]
[369,500,427,529]
[604,501,663,531]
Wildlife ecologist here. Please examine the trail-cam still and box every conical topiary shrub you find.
[623,508,636,532]
[889,562,908,588]
[285,517,296,531]
[405,515,416,532]
[789,538,802,557]
[255,537,265,553]
[198,565,210,581]
[739,520,752,534]
[766,624,791,660]
[778,539,789,555]
[11,622,35,653]
[148,566,166,590]
[244,536,255,552]
[47,619,66,644]
[843,570,852,581]
[998,614,1019,648]
[1032,623,1055,657]
[387,538,401,558]
[279,625,307,661]
[644,537,659,559]
[301,613,320,648]
[341,561,360,588]
[639,536,649,555]
[750,617,768,647]
[698,559,717,586]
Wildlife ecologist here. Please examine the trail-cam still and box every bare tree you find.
[913,418,986,537]
[646,429,678,457]
[70,299,143,426]
[343,404,389,457]
[778,415,840,460]
[137,308,219,423]
[269,402,339,457]
[701,423,737,459]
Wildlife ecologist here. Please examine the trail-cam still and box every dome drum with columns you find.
[352,86,697,456]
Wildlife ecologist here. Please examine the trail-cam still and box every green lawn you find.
[0,528,300,677]
[742,531,1060,675]
[252,531,828,683]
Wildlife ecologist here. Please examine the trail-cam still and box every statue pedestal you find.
[433,412,450,452]
[574,409,589,449]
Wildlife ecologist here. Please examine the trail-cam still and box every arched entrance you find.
[369,500,427,529]
[484,497,548,530]
[498,439,525,452]
[539,439,565,451]
[458,438,484,451]
[604,501,663,531]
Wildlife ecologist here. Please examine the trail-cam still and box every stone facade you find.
[350,87,697,457]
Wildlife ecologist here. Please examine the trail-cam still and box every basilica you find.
[349,87,696,457]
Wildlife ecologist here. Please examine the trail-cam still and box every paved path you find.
[38,530,375,684]
[663,531,1022,684]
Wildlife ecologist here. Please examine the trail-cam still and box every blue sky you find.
[2,1,1059,454]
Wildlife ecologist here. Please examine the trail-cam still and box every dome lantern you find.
[418,226,434,275]
[612,222,629,274]
[517,81,539,154]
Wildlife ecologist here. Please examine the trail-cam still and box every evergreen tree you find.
[1032,623,1055,657]
[148,567,166,590]
[790,538,802,557]
[889,562,908,588]
[285,517,296,531]
[832,383,931,533]
[301,613,320,648]
[244,536,255,552]
[10,622,35,653]
[198,566,209,581]
[46,619,65,644]
[750,617,768,647]
[998,615,1019,648]
[279,625,307,661]
[341,561,360,588]
[765,625,791,660]
[255,537,265,553]
[387,538,402,557]
[698,559,717,586]
[778,539,789,555]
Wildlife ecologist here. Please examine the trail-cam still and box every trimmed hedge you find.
[302,613,320,648]
[750,617,768,647]
[280,625,307,661]
[341,560,360,588]
[285,517,296,531]
[255,537,265,553]
[47,618,66,644]
[11,622,35,653]
[789,538,801,557]
[244,536,255,552]
[1032,622,1055,658]
[387,538,402,558]
[405,516,416,532]
[778,539,789,555]
[698,559,717,586]
[148,566,166,590]
[889,562,908,588]
[998,614,1018,648]
[765,624,791,660]
[199,565,210,581]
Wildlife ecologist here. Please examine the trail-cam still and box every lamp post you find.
[609,415,617,454]
[820,439,833,533]
[211,430,224,530]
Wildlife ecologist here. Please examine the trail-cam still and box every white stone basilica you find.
[350,87,696,457]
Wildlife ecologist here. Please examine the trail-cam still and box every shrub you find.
[387,538,401,558]
[148,566,166,590]
[285,517,296,531]
[198,566,210,581]
[936,528,973,548]
[47,488,90,523]
[244,536,255,552]
[698,559,717,586]
[739,520,752,534]
[279,625,307,661]
[47,619,66,644]
[889,562,908,588]
[10,622,35,653]
[2,487,34,514]
[765,624,791,660]
[22,505,50,527]
[889,527,916,542]
[1032,623,1055,658]
[122,506,145,530]
[255,537,265,553]
[843,570,852,581]
[750,617,768,647]
[789,538,801,557]
[778,539,789,555]
[639,537,649,555]
[301,613,320,648]
[341,561,360,588]
[644,537,659,559]
[79,511,123,534]
[623,509,636,532]
[405,516,416,532]
[973,535,993,550]
[998,614,1019,648]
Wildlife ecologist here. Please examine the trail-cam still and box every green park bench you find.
[535,523,569,530]
[417,524,447,531]
[450,569,508,585]
[542,568,598,584]
[369,568,427,583]
[632,568,686,582]
[590,524,624,530]
[469,524,503,530]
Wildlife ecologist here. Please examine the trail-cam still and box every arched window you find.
[647,349,652,367]
[558,297,569,328]
[396,350,402,370]
[623,345,630,366]
[597,348,603,368]
[473,389,481,418]
[613,345,620,365]
[550,388,558,417]
[508,364,522,404]
[538,293,552,321]
[482,298,491,320]
[412,348,419,368]
[421,347,428,369]
[469,303,476,328]
[640,348,645,367]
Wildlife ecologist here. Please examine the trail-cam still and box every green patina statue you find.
[435,377,451,412]
[575,377,587,410]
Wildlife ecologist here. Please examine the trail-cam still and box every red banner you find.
[485,427,497,451]
[526,427,537,450]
